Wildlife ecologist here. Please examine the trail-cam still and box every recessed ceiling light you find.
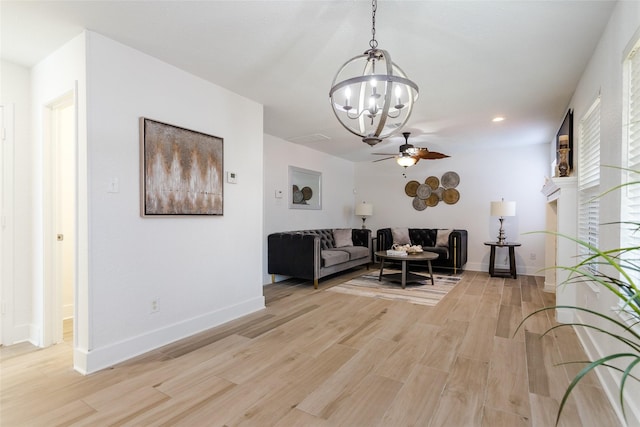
[492,116,505,122]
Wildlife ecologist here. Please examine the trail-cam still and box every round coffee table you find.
[375,250,439,288]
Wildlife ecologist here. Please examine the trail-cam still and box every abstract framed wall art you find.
[140,118,223,216]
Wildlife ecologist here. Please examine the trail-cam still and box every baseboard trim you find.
[29,323,41,347]
[2,323,33,346]
[574,312,640,427]
[75,296,265,375]
[555,307,575,324]
[543,280,556,293]
[468,262,544,278]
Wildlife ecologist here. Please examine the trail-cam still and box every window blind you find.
[626,42,640,225]
[579,98,601,191]
[623,40,640,314]
[578,97,601,269]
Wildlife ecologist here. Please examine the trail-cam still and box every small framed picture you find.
[288,166,322,210]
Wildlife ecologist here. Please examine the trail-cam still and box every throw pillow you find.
[436,229,452,247]
[391,227,411,245]
[333,228,353,248]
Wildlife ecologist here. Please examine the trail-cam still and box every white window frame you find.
[619,36,640,322]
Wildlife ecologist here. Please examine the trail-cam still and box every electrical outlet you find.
[150,298,159,314]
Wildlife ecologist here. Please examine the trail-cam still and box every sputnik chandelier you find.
[329,0,419,146]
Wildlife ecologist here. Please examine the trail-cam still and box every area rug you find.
[326,271,461,306]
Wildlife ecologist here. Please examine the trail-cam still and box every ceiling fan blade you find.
[373,156,395,162]
[414,148,450,160]
[371,133,441,164]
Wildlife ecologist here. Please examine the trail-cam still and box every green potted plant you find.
[519,167,639,426]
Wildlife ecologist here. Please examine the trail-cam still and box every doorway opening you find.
[44,91,76,348]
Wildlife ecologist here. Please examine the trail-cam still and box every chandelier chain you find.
[369,0,378,49]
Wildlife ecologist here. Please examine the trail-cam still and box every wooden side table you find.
[484,242,521,279]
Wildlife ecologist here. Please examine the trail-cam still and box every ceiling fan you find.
[372,132,450,167]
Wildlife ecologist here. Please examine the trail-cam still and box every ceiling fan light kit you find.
[329,0,419,146]
[396,153,417,167]
[373,132,450,168]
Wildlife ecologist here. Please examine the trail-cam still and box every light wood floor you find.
[0,270,622,426]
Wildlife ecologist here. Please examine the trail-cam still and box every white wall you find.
[355,143,548,275]
[31,33,87,350]
[263,134,549,280]
[24,31,266,373]
[263,126,548,281]
[1,60,32,344]
[263,133,355,284]
[79,32,264,373]
[566,1,640,425]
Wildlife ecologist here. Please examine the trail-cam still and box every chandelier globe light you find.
[329,0,419,146]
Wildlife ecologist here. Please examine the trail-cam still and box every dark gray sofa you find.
[376,228,468,273]
[268,229,372,288]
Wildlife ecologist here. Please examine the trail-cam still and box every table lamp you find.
[355,202,373,229]
[490,199,516,244]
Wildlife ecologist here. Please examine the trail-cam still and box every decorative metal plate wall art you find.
[441,171,460,188]
[426,193,439,207]
[442,188,460,204]
[405,171,461,211]
[412,197,427,211]
[425,176,439,190]
[405,180,420,197]
[416,184,432,199]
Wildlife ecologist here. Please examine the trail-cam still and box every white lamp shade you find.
[355,203,373,217]
[490,201,516,217]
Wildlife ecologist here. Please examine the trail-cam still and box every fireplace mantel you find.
[544,177,577,323]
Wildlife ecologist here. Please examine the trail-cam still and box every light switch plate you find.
[108,177,119,193]
[227,172,237,184]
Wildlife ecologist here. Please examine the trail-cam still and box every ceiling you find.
[1,0,617,162]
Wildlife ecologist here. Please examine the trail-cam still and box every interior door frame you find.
[43,90,76,347]
[0,103,16,346]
